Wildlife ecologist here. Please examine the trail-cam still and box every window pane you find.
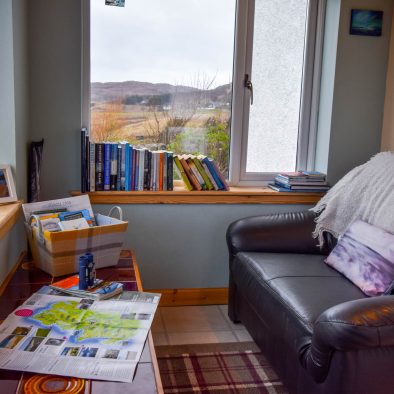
[90,0,236,177]
[245,0,308,173]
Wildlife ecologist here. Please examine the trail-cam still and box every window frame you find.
[81,0,326,186]
[229,0,326,185]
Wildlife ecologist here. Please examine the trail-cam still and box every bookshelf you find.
[71,187,324,205]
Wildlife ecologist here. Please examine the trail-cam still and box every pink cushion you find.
[326,220,394,296]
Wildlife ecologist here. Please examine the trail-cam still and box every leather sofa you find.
[227,211,394,394]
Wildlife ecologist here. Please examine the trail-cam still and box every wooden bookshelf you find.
[72,187,324,205]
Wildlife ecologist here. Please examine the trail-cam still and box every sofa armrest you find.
[301,296,394,383]
[226,211,330,257]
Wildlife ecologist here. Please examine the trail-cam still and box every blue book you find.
[120,143,126,191]
[202,157,224,190]
[103,143,111,191]
[125,143,131,191]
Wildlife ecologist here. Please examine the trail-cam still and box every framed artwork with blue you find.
[350,9,383,36]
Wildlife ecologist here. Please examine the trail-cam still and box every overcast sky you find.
[91,0,236,87]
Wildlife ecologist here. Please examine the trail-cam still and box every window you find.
[82,0,325,185]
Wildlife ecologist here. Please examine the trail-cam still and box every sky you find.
[91,0,236,87]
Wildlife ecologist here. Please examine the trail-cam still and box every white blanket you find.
[311,152,394,245]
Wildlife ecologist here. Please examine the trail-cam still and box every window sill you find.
[0,201,22,240]
[71,187,324,205]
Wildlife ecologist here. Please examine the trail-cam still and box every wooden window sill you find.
[71,187,324,205]
[0,201,22,240]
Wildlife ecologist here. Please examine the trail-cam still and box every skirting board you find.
[146,288,229,306]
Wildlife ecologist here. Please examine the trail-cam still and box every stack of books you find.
[81,131,174,192]
[173,155,229,191]
[269,171,329,193]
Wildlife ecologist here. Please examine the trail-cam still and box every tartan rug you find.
[156,342,288,394]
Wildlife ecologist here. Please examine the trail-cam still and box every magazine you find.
[50,275,123,300]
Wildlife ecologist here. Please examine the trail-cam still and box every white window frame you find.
[229,0,326,186]
[81,0,325,186]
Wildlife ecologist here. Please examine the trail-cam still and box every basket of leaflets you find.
[23,195,128,277]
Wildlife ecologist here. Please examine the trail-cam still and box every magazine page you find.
[22,195,94,222]
[0,291,160,383]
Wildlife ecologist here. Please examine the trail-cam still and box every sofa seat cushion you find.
[232,252,367,352]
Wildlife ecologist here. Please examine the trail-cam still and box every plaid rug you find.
[156,342,288,393]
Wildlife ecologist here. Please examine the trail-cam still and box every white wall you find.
[381,7,394,151]
[316,0,393,183]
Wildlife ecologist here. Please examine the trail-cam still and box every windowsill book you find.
[50,275,123,300]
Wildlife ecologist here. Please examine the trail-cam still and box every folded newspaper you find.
[0,287,160,383]
[50,275,123,300]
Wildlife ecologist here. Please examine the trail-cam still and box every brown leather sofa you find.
[227,211,394,394]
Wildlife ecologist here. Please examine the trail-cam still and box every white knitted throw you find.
[311,152,394,245]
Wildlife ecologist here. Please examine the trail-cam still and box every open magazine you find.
[0,287,160,383]
[50,275,123,300]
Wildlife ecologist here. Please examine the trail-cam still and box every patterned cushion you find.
[326,220,394,296]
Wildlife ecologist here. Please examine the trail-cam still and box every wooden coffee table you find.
[0,250,163,393]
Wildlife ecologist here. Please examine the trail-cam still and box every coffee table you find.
[0,250,163,393]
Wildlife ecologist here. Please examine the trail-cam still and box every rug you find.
[156,342,288,393]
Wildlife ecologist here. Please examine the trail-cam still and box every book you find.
[103,143,111,191]
[159,152,164,191]
[163,152,168,190]
[167,152,174,191]
[125,143,131,191]
[95,143,104,191]
[173,155,193,191]
[274,181,330,190]
[119,143,125,190]
[201,160,219,190]
[268,183,327,193]
[128,145,134,191]
[180,157,201,190]
[139,149,146,191]
[89,142,96,192]
[201,156,224,190]
[210,160,229,191]
[50,275,123,300]
[144,150,150,190]
[116,144,122,191]
[81,128,88,193]
[186,156,207,190]
[110,144,118,190]
[193,157,214,190]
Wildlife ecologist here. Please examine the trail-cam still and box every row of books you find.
[174,155,229,191]
[81,129,173,192]
[269,171,330,192]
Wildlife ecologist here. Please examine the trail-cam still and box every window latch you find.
[244,74,253,105]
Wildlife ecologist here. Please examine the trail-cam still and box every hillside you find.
[91,80,232,104]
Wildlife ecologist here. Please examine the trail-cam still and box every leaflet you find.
[0,291,160,382]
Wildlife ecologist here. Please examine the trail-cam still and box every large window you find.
[83,0,324,184]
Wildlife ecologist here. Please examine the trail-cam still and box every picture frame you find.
[0,165,18,204]
[350,9,383,37]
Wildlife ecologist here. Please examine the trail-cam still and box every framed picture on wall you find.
[0,165,17,204]
[350,9,383,37]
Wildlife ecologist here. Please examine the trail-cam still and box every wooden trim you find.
[0,201,22,240]
[133,254,163,393]
[0,251,26,296]
[148,331,164,394]
[71,187,323,205]
[147,288,229,307]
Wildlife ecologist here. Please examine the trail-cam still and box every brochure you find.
[0,290,160,383]
[50,275,123,300]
